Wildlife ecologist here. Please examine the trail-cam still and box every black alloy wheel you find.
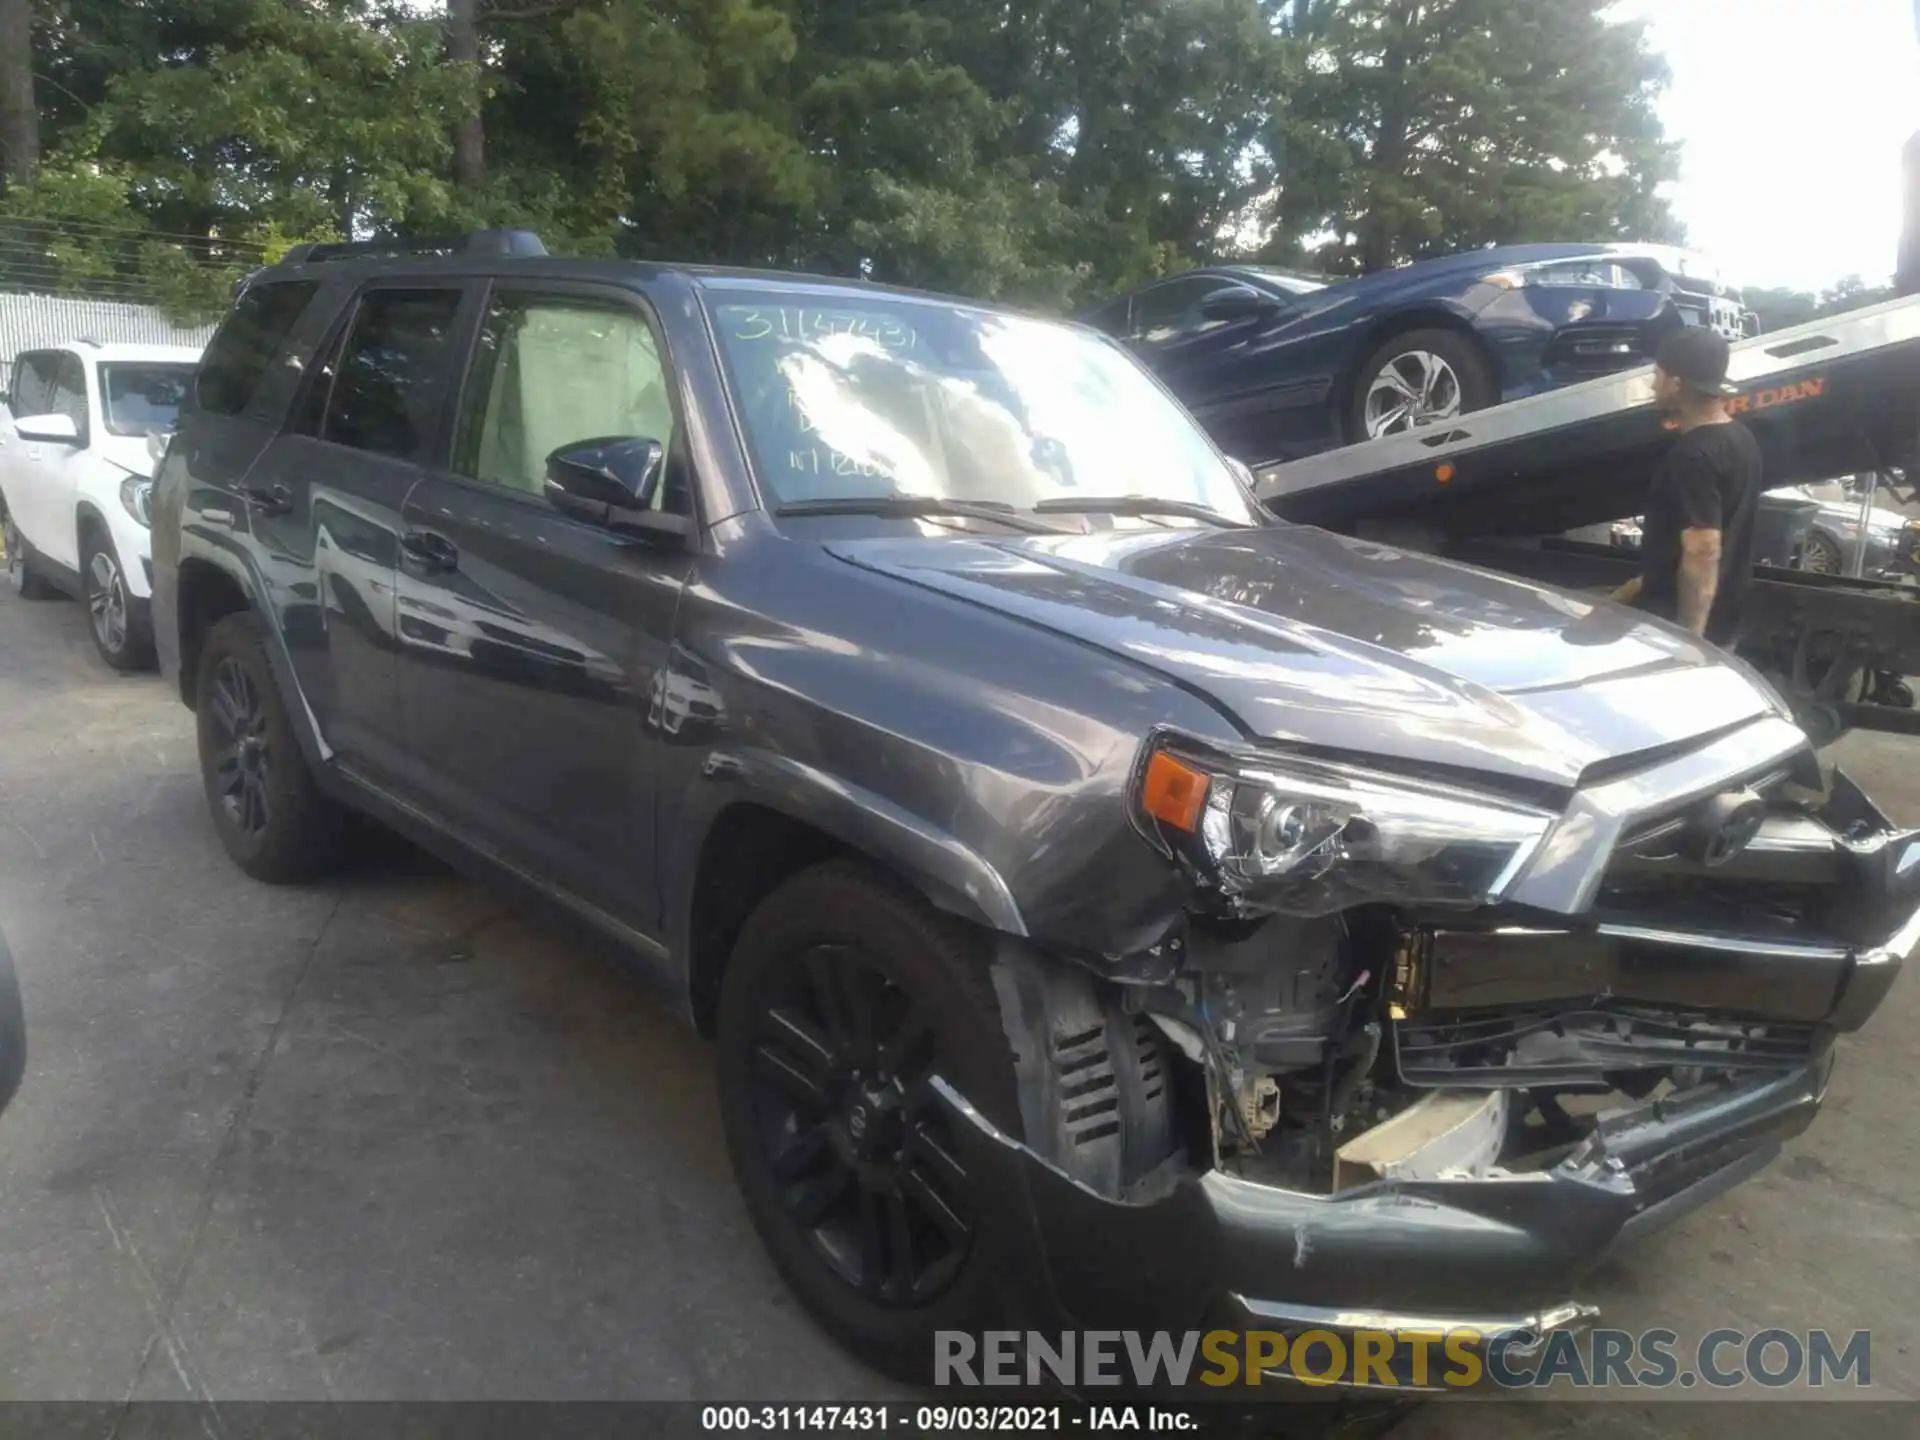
[207,656,273,841]
[748,942,973,1306]
[716,862,1024,1381]
[193,612,344,881]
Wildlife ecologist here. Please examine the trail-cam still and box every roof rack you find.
[278,229,548,266]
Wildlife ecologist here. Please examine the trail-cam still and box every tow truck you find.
[1253,294,1920,744]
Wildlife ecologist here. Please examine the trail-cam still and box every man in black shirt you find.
[1613,328,1762,645]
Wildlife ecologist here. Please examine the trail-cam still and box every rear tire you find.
[3,513,56,600]
[1800,529,1842,574]
[715,862,1022,1383]
[194,611,344,881]
[1348,327,1497,442]
[82,528,153,672]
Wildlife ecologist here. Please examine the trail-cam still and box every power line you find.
[0,217,268,254]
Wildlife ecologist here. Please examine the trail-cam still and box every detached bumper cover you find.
[937,1054,1831,1386]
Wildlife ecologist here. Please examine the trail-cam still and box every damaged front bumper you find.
[932,768,1917,1392]
[935,1054,1833,1390]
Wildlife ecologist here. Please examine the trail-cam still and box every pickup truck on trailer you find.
[1254,295,1920,745]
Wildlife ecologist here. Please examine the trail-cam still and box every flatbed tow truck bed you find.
[1253,295,1920,744]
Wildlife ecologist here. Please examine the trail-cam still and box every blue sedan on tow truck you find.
[1084,242,1755,466]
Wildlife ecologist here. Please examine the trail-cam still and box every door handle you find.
[241,483,293,516]
[400,530,459,572]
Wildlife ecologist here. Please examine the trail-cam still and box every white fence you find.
[0,292,215,404]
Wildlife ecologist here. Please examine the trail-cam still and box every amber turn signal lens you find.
[1435,463,1455,483]
[1142,751,1209,833]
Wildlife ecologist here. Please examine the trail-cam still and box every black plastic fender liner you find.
[988,937,1178,1198]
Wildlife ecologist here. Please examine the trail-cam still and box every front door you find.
[1,350,91,573]
[395,282,693,929]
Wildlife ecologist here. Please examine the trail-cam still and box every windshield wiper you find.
[773,496,1076,534]
[1032,495,1252,527]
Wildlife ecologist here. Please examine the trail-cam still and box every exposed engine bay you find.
[993,762,1914,1207]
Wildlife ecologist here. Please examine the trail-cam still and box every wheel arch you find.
[679,759,1027,1034]
[174,556,261,706]
[74,498,111,552]
[1334,306,1501,440]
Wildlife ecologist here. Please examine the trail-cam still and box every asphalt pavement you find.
[0,581,1914,1434]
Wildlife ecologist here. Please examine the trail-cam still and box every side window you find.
[322,288,464,462]
[1082,295,1131,338]
[197,280,320,417]
[290,319,347,438]
[9,352,55,417]
[50,354,89,434]
[452,290,683,511]
[1131,277,1237,345]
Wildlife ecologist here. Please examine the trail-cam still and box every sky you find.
[1612,0,1920,293]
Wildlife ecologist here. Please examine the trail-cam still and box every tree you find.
[1276,0,1680,273]
[0,0,36,188]
[0,0,1692,312]
[448,0,486,192]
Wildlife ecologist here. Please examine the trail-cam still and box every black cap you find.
[1655,326,1739,397]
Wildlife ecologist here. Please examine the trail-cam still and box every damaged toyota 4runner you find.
[150,236,1916,1386]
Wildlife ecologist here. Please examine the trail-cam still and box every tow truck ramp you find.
[1253,296,1920,743]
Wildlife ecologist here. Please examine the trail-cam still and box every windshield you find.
[708,290,1260,525]
[1234,266,1330,295]
[100,363,195,437]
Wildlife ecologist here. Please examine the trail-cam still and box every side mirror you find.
[1199,286,1277,322]
[14,412,79,445]
[543,435,692,540]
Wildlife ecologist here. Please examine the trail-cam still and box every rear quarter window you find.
[195,280,320,417]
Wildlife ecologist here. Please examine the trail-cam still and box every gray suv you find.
[150,232,1915,1386]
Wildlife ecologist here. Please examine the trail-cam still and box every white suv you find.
[0,341,202,669]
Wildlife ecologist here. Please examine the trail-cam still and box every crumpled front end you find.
[946,733,1915,1390]
[937,1054,1828,1389]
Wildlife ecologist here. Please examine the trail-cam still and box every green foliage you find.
[1276,0,1680,272]
[0,161,258,321]
[6,0,1733,316]
[1747,275,1897,334]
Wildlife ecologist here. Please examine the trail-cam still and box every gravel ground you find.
[0,580,1912,1433]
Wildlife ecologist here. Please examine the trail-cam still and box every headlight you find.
[1136,742,1555,917]
[119,476,152,528]
[1484,260,1644,291]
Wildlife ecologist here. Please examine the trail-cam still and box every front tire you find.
[715,862,1021,1382]
[82,529,153,671]
[194,611,344,881]
[1348,328,1496,442]
[3,513,56,599]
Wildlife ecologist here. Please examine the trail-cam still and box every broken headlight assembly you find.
[1134,740,1558,917]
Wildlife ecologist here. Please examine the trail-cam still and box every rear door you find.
[393,280,693,926]
[238,282,478,779]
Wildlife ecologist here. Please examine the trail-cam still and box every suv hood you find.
[827,525,1779,790]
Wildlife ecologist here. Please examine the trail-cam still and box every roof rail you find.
[278,229,548,266]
